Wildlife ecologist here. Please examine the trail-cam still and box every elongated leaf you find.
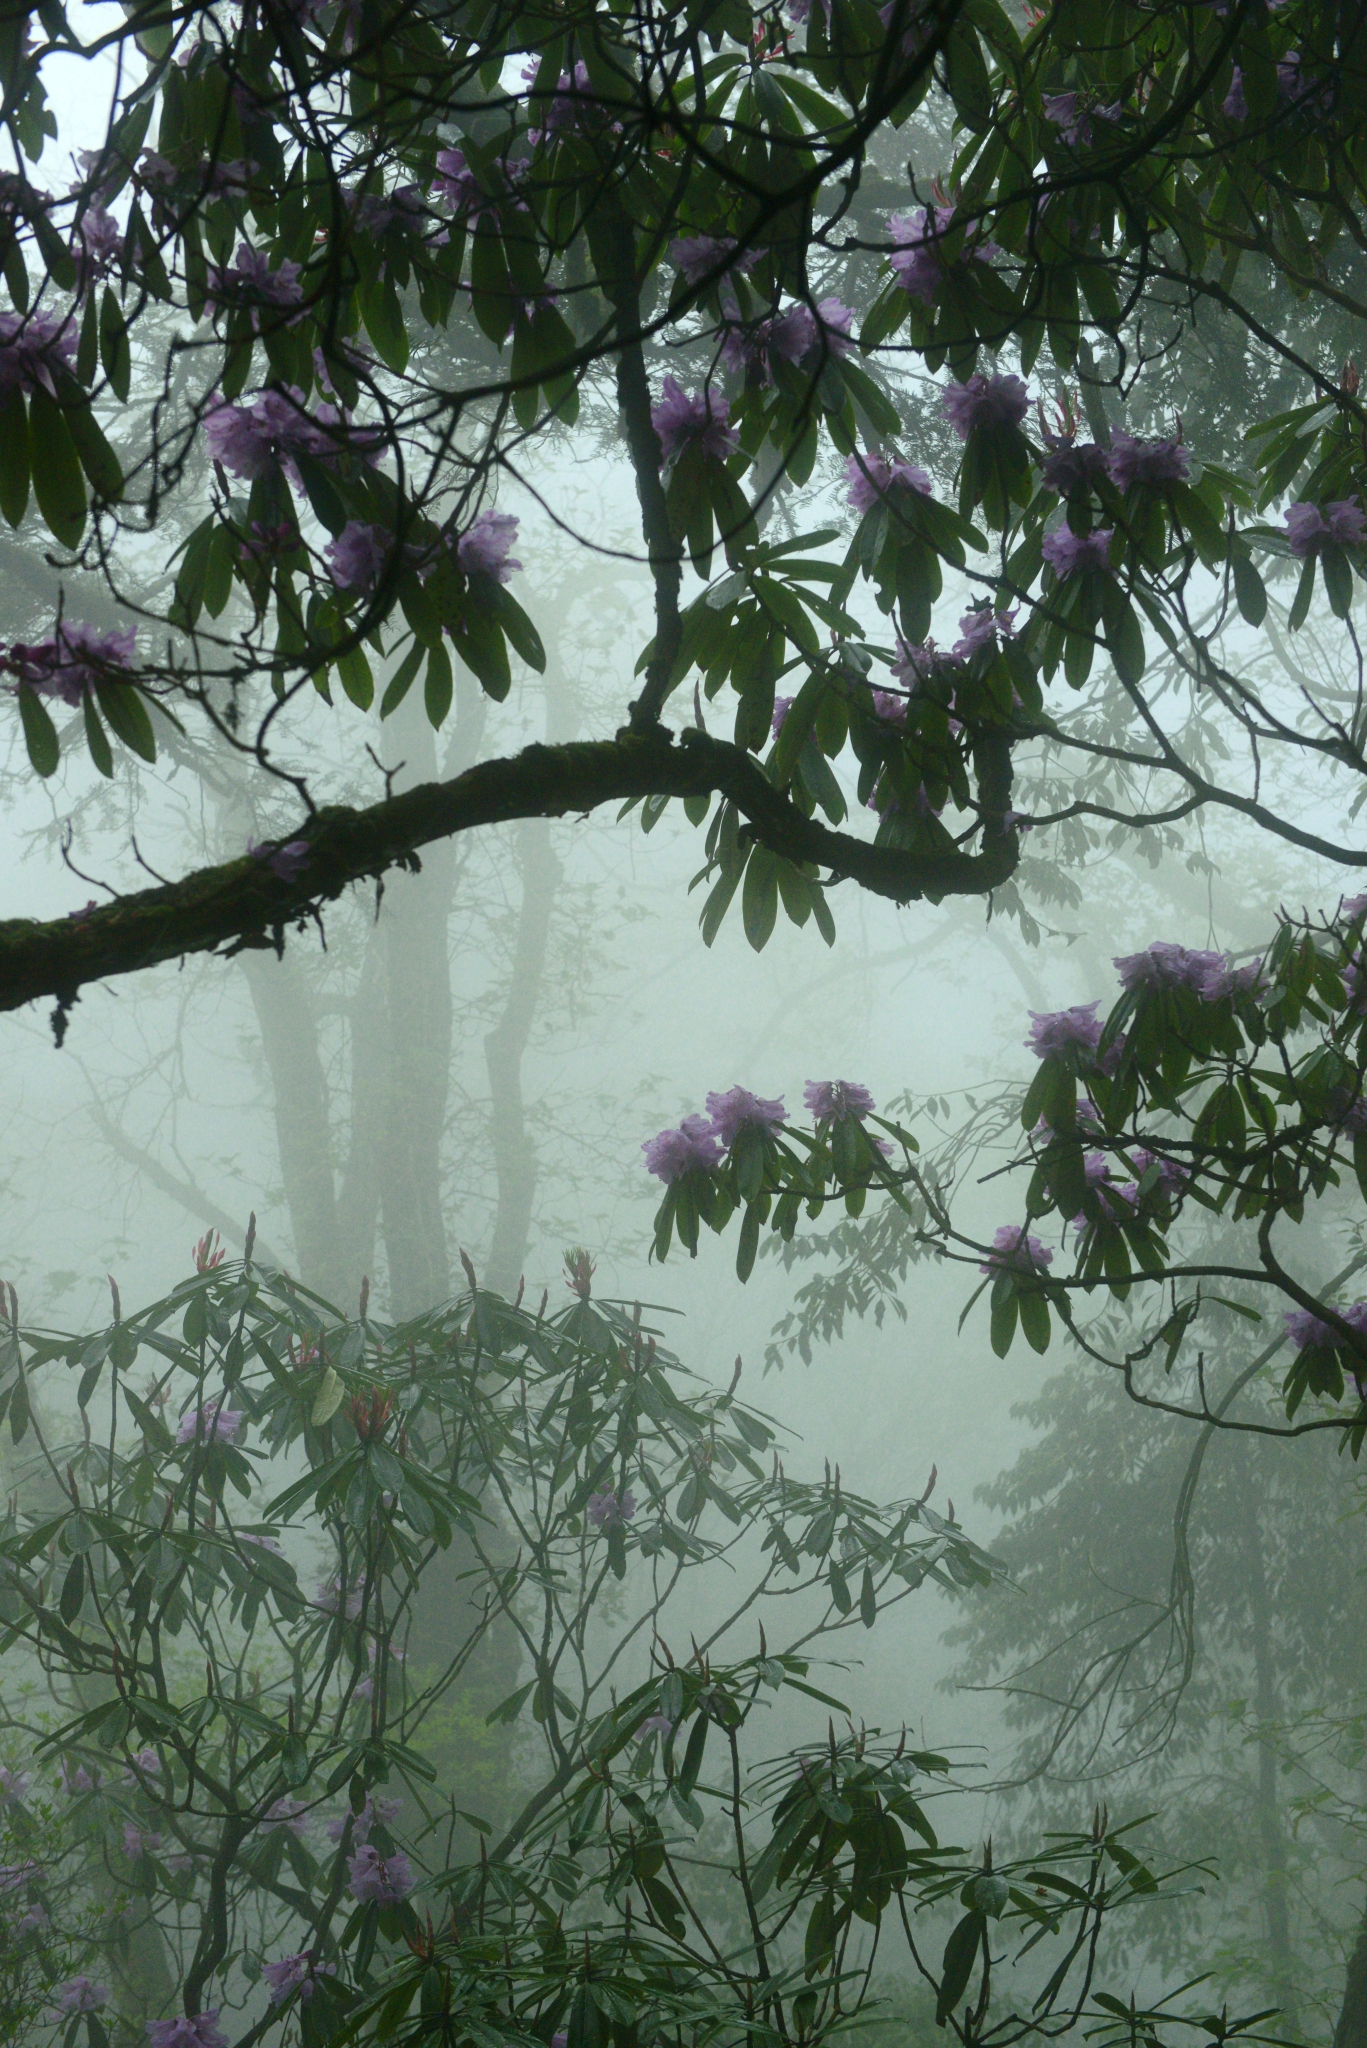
[28,388,86,546]
[0,387,28,526]
[16,683,59,776]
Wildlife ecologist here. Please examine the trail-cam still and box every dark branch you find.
[0,728,1019,1025]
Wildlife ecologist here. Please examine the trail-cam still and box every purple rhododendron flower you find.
[75,201,122,286]
[433,148,492,220]
[980,1225,1053,1276]
[54,1978,107,2014]
[651,377,739,464]
[1114,941,1228,995]
[207,242,304,323]
[325,521,391,592]
[545,61,593,133]
[586,1488,637,1529]
[1131,1148,1189,1196]
[887,206,996,304]
[1223,66,1247,118]
[941,373,1030,440]
[1042,527,1114,579]
[722,298,849,380]
[1284,1303,1367,1351]
[705,1086,787,1146]
[204,387,338,480]
[1105,432,1191,491]
[175,1399,243,1445]
[1042,90,1122,145]
[871,688,908,725]
[1026,1002,1103,1058]
[146,2014,227,2048]
[639,1711,674,1736]
[804,1080,876,1122]
[952,606,1017,659]
[457,510,522,583]
[3,621,137,706]
[124,1823,163,1860]
[891,640,941,688]
[347,1842,415,1904]
[326,1793,401,1844]
[1284,498,1367,557]
[642,1115,723,1182]
[263,1953,311,2006]
[1040,436,1108,494]
[844,452,932,515]
[0,308,77,396]
[346,182,424,237]
[771,695,794,739]
[61,1761,96,1793]
[263,1952,336,2005]
[668,234,756,286]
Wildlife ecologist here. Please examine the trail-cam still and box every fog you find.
[1,6,1365,2042]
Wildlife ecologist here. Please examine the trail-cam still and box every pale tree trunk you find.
[1238,1454,1301,2035]
[484,815,561,1294]
[1336,1910,1367,2048]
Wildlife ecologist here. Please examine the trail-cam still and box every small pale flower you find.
[980,1225,1053,1277]
[347,1841,415,1904]
[457,510,522,583]
[1041,526,1114,579]
[642,1115,723,1182]
[176,1400,243,1445]
[586,1488,637,1529]
[844,452,932,515]
[940,372,1030,440]
[651,377,739,464]
[804,1080,876,1122]
[705,1086,786,1146]
[54,1978,107,2014]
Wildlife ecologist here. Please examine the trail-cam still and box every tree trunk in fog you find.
[1335,1908,1367,2048]
[1238,1457,1300,2034]
[484,816,561,1294]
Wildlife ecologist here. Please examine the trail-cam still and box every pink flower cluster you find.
[941,372,1030,440]
[887,206,997,304]
[2,621,137,706]
[845,451,931,515]
[0,308,77,396]
[651,378,739,464]
[586,1488,636,1529]
[1284,497,1366,558]
[643,1088,788,1182]
[1113,941,1262,1000]
[980,1225,1053,1277]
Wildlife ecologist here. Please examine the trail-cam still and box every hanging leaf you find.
[0,387,29,526]
[27,388,87,546]
[17,683,59,776]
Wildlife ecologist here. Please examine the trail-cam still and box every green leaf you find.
[336,642,374,711]
[82,688,114,776]
[311,1368,345,1426]
[1101,583,1145,686]
[62,393,123,502]
[16,683,59,776]
[99,287,131,402]
[937,1910,984,2022]
[0,387,28,525]
[1322,543,1354,621]
[678,1710,708,1795]
[742,843,779,951]
[424,640,454,726]
[859,1564,876,1629]
[493,587,546,672]
[380,640,424,718]
[59,1551,84,1623]
[95,683,157,763]
[1232,547,1266,626]
[27,388,86,546]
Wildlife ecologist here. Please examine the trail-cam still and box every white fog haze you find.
[0,1,1365,2044]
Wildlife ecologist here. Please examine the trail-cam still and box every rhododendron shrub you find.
[0,1241,1234,2047]
[0,0,1360,1027]
[659,896,1367,1440]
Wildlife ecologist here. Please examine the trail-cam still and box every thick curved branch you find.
[0,728,1019,1028]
